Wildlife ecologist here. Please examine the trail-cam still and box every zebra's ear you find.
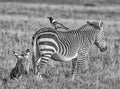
[25,49,30,55]
[24,49,30,58]
[99,20,104,29]
[86,20,92,25]
[13,51,21,59]
[86,20,94,26]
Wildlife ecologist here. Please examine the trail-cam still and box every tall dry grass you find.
[0,2,120,89]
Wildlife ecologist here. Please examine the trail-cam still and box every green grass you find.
[0,2,120,89]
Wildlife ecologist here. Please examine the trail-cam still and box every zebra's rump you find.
[35,27,79,59]
[52,52,78,62]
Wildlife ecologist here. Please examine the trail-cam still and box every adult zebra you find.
[31,20,107,79]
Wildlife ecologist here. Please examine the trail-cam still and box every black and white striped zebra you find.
[31,20,107,79]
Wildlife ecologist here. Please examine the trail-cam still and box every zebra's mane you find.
[77,22,100,31]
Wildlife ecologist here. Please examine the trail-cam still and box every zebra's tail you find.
[32,34,40,74]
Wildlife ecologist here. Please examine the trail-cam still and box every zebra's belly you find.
[51,52,78,62]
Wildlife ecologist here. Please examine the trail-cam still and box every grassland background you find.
[0,1,120,89]
[1,0,120,5]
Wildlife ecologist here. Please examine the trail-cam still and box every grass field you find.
[0,2,120,89]
[1,0,120,5]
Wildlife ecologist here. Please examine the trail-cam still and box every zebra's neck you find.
[77,25,98,45]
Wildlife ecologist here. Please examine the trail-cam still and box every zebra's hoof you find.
[71,73,78,81]
[36,73,43,81]
[37,76,43,81]
[81,68,88,75]
[71,75,75,81]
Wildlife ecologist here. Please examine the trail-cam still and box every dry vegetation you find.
[0,2,120,89]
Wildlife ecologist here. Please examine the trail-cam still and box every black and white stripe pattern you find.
[32,20,107,79]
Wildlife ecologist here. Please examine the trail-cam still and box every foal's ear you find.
[24,49,30,58]
[13,51,22,59]
[25,49,30,55]
[99,20,104,30]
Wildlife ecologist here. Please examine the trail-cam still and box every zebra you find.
[31,20,107,79]
[47,17,69,30]
[10,49,31,80]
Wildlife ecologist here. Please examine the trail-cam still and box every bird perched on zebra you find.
[10,49,31,80]
[31,20,107,80]
[47,17,69,30]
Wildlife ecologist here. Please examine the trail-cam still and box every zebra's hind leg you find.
[76,52,88,82]
[36,56,50,80]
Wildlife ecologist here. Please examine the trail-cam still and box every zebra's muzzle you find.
[94,41,107,52]
[100,46,107,52]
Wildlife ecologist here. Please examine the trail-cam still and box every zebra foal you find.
[10,49,31,80]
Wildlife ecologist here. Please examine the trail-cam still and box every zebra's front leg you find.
[71,57,77,80]
[77,51,88,80]
[71,58,77,75]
